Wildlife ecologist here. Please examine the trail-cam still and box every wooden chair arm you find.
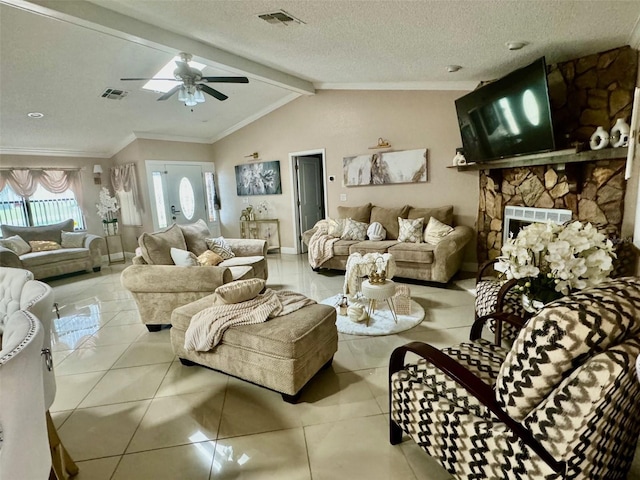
[389,341,565,474]
[476,258,500,283]
[470,311,528,344]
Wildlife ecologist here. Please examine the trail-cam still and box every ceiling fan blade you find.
[157,85,182,101]
[120,78,178,81]
[199,84,228,101]
[201,76,249,83]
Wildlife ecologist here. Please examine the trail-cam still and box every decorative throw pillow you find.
[327,218,345,238]
[197,250,224,266]
[215,278,266,304]
[61,231,86,249]
[178,219,211,256]
[370,206,410,240]
[206,237,235,260]
[29,240,61,252]
[138,224,187,265]
[341,218,368,241]
[367,222,386,241]
[398,217,424,243]
[337,203,372,223]
[424,217,454,245]
[0,235,31,255]
[408,206,454,227]
[170,247,200,266]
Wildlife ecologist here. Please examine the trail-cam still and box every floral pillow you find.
[341,218,368,241]
[424,217,454,245]
[205,237,235,260]
[327,218,345,238]
[0,235,31,255]
[398,217,423,243]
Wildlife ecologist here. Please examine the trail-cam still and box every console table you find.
[240,219,281,252]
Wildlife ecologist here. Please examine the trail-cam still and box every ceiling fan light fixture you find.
[184,93,198,107]
[194,88,206,103]
[177,86,187,102]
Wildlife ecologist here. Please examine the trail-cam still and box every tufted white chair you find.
[0,309,50,480]
[0,266,78,479]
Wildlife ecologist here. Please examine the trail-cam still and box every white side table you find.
[361,279,397,324]
[105,234,125,265]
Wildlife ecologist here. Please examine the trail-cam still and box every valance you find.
[0,169,84,212]
[110,163,142,211]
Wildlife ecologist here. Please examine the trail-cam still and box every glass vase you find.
[103,219,118,236]
[521,293,545,314]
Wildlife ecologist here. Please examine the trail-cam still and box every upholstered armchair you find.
[390,277,640,480]
[474,259,528,344]
[0,267,78,479]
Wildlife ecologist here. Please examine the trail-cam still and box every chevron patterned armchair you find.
[390,277,640,480]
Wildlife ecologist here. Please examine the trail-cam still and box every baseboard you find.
[279,247,298,255]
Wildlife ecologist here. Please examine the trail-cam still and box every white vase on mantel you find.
[589,126,610,150]
[610,118,630,148]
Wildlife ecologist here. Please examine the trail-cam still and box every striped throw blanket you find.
[184,289,316,352]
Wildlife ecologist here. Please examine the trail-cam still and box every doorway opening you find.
[290,149,327,254]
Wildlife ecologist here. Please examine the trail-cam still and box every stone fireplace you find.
[477,158,627,263]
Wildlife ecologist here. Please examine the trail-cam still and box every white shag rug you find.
[320,294,425,336]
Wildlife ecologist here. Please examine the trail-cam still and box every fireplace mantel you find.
[453,147,628,171]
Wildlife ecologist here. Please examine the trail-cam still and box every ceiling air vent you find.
[257,9,305,26]
[101,88,129,100]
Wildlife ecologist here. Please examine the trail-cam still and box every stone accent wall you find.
[477,159,626,263]
[548,46,638,149]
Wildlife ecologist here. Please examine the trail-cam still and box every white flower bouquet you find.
[496,221,615,305]
[96,187,119,221]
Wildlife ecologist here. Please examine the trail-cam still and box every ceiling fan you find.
[120,52,249,106]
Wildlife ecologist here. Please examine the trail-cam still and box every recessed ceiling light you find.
[27,112,44,118]
[446,65,462,73]
[506,41,527,51]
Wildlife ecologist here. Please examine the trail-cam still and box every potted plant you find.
[96,187,120,236]
[496,221,615,312]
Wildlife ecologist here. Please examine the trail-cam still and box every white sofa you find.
[0,219,103,280]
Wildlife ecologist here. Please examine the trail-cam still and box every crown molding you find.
[108,133,138,158]
[132,132,212,144]
[0,146,111,158]
[314,81,477,91]
[210,92,301,143]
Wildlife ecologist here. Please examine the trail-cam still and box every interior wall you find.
[0,154,108,237]
[210,89,479,264]
[111,138,214,252]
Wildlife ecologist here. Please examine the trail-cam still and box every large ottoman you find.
[170,294,338,402]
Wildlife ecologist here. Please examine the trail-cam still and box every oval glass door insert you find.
[179,177,195,220]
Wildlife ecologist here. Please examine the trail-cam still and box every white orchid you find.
[496,220,615,303]
[96,187,119,221]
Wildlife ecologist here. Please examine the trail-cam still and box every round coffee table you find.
[361,279,397,324]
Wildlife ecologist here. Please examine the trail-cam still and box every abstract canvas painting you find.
[235,161,282,196]
[343,148,427,187]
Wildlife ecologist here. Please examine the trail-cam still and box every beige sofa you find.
[303,204,473,283]
[0,220,103,280]
[121,221,269,331]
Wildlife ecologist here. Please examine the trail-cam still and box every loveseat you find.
[0,220,103,280]
[121,220,269,331]
[303,204,473,283]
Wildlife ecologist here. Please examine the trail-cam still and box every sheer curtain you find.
[110,163,142,226]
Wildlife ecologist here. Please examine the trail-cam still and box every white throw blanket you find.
[307,228,339,269]
[343,252,396,297]
[184,289,316,352]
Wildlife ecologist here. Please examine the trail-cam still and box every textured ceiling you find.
[1,0,639,158]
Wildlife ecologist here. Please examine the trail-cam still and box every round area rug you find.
[320,294,425,336]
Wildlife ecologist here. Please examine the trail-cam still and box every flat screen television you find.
[455,57,555,163]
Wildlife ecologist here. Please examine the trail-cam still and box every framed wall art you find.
[343,148,427,187]
[235,160,282,196]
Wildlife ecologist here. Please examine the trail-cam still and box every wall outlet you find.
[340,194,347,201]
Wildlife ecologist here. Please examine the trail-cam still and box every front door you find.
[165,164,206,225]
[145,161,219,234]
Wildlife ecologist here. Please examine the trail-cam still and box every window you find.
[0,183,85,230]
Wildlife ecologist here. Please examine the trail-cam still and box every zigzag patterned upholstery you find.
[390,277,640,480]
[474,278,524,341]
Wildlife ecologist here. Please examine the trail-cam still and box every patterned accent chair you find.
[390,277,640,480]
[474,259,528,344]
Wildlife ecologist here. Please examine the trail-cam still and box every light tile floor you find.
[46,254,640,480]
